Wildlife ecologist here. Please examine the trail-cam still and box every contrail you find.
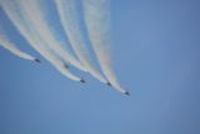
[55,0,108,84]
[0,34,39,62]
[83,0,129,94]
[0,0,84,82]
[17,0,87,72]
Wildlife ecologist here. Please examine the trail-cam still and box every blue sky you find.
[0,0,199,134]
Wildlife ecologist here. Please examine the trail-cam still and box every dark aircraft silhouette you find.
[34,58,41,63]
[107,82,112,86]
[124,91,130,96]
[80,78,86,83]
[64,64,69,69]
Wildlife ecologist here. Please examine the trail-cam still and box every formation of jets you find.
[0,0,130,96]
[29,58,130,95]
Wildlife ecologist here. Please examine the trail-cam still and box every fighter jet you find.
[106,82,112,87]
[34,58,41,63]
[80,78,86,83]
[64,64,69,69]
[124,91,130,96]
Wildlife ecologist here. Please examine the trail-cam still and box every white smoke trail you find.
[83,0,128,94]
[17,0,87,72]
[0,0,82,82]
[0,35,38,62]
[55,0,107,84]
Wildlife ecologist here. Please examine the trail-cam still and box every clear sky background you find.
[0,0,199,134]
